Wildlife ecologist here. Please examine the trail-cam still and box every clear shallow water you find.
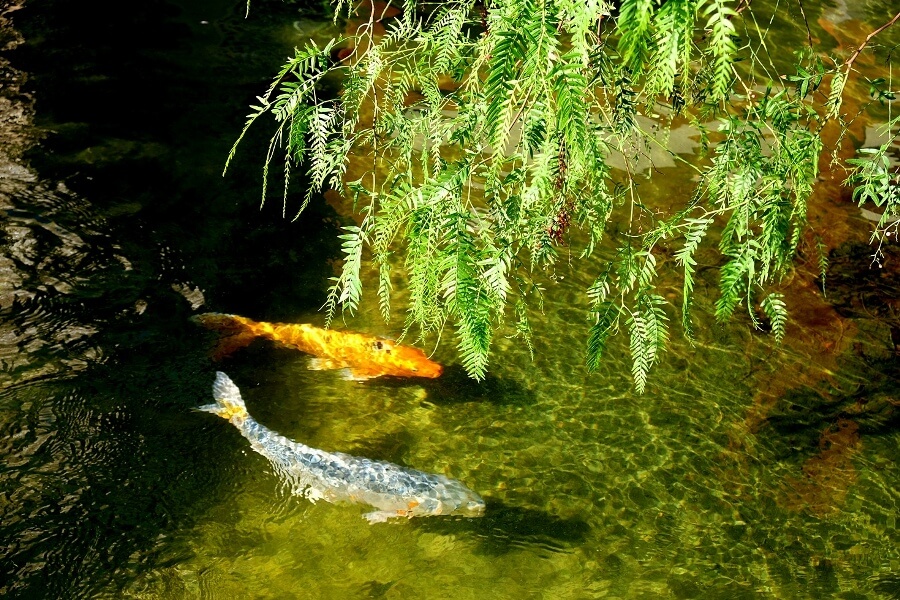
[1,1,899,598]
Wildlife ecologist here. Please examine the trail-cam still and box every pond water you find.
[1,0,898,598]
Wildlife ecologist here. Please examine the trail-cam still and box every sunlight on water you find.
[110,290,900,599]
[1,0,899,598]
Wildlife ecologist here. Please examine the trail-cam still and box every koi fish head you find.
[407,475,486,519]
[368,339,443,379]
[451,497,487,518]
[449,481,487,517]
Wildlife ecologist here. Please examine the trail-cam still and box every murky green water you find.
[1,1,899,598]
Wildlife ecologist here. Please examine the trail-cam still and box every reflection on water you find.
[0,0,898,598]
[0,181,129,386]
[0,368,225,598]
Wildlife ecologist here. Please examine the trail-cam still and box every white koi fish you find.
[198,372,485,523]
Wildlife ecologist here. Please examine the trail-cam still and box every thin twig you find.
[818,10,900,132]
[845,10,900,72]
[370,0,377,199]
[796,0,814,50]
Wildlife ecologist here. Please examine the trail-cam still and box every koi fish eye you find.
[373,341,384,350]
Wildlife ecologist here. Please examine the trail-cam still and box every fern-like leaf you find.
[760,292,787,343]
[701,0,738,101]
[325,224,367,325]
[628,309,652,394]
[514,298,535,360]
[376,251,392,323]
[816,236,828,297]
[715,242,755,322]
[617,0,657,75]
[587,301,618,372]
[641,293,670,366]
[674,217,713,335]
[647,0,694,98]
[442,216,493,380]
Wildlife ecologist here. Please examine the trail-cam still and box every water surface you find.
[1,1,898,598]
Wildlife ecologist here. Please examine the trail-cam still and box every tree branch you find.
[845,10,900,72]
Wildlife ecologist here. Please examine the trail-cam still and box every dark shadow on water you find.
[11,0,344,322]
[414,499,590,556]
[753,236,900,455]
[822,241,900,329]
[872,574,900,600]
[756,352,900,459]
[371,364,537,406]
[360,579,398,599]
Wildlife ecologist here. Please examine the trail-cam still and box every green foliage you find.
[324,221,366,326]
[617,0,656,75]
[230,0,895,390]
[699,0,738,102]
[646,0,694,99]
[699,89,821,325]
[846,114,900,265]
[627,294,669,394]
[760,292,787,344]
[587,301,618,373]
[674,217,713,336]
[815,236,828,297]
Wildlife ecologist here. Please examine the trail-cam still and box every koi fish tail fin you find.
[191,312,258,359]
[197,371,248,420]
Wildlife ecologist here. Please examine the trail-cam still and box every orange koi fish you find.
[192,313,443,380]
